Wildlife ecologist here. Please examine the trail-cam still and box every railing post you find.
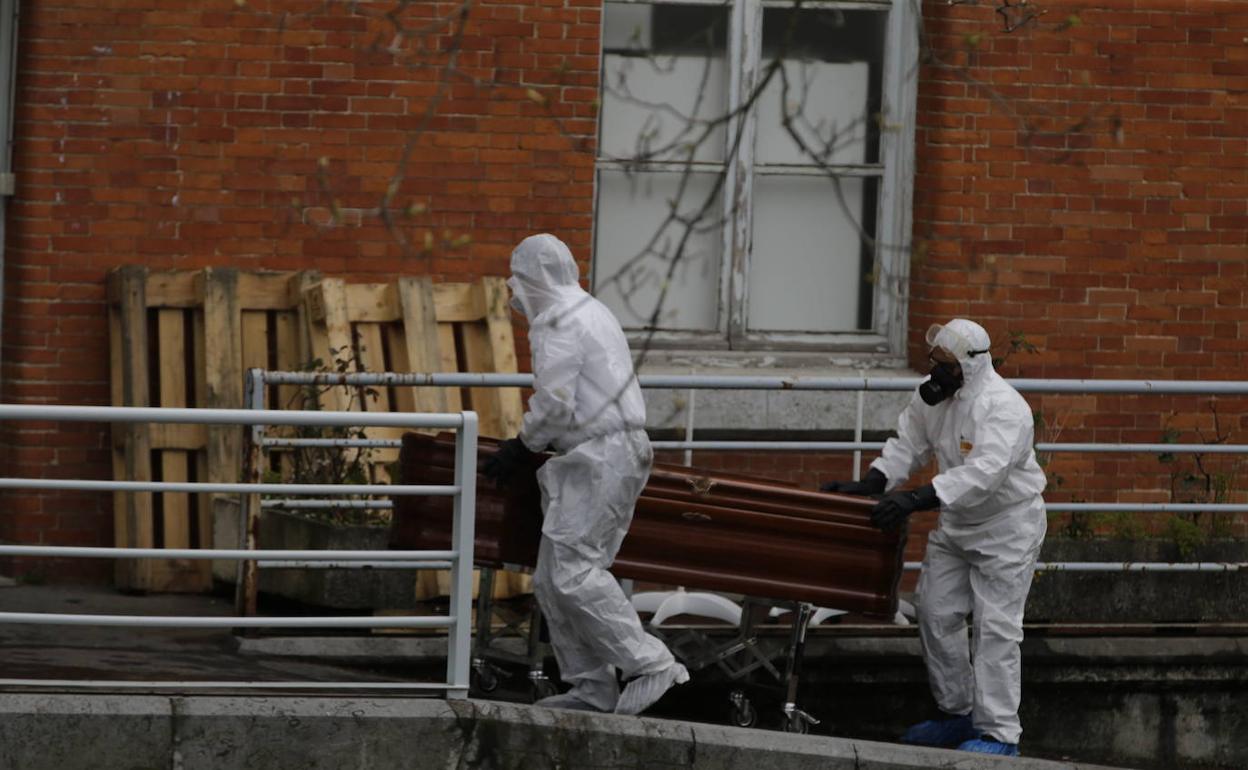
[236,368,266,618]
[853,389,865,481]
[684,378,696,468]
[447,410,478,697]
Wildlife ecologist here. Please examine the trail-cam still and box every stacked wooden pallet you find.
[106,266,526,595]
[299,276,522,470]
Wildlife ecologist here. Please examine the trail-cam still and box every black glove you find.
[870,483,940,531]
[482,437,536,488]
[820,468,887,496]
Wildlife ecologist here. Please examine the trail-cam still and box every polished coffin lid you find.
[390,433,905,618]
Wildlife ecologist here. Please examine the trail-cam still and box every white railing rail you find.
[258,370,1248,395]
[251,369,1248,575]
[0,403,478,696]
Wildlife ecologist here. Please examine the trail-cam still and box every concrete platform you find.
[0,693,1123,770]
[1,582,1225,768]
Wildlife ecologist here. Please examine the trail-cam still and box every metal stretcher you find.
[391,433,906,731]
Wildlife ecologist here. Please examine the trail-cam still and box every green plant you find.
[1050,509,1150,541]
[264,346,391,528]
[1032,407,1067,492]
[1158,400,1244,545]
[1053,508,1096,540]
[1164,515,1204,561]
[1107,510,1145,541]
[992,330,1038,370]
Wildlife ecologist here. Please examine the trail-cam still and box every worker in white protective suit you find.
[820,319,1046,757]
[483,233,688,715]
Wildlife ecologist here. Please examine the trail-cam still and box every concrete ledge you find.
[233,633,483,663]
[237,632,1248,667]
[228,634,1246,768]
[0,694,1122,770]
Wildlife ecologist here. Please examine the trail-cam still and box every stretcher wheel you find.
[531,678,558,702]
[783,713,809,735]
[472,664,500,694]
[728,690,756,728]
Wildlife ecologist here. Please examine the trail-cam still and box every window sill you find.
[633,348,912,373]
[634,349,919,435]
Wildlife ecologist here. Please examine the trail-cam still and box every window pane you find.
[748,175,877,333]
[600,3,729,163]
[756,9,886,165]
[593,169,723,331]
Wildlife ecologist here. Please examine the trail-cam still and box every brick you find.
[4,0,1247,577]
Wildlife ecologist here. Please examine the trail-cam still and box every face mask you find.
[919,361,963,406]
[507,277,526,316]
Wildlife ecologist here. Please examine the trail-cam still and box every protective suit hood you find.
[927,318,993,394]
[509,233,587,323]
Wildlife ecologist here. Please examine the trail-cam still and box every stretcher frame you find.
[392,433,906,729]
[465,573,826,731]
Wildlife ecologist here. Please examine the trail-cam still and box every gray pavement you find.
[0,581,422,688]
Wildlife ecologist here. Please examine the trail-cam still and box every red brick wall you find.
[908,0,1248,545]
[2,0,1246,583]
[912,0,1245,377]
[1,0,599,579]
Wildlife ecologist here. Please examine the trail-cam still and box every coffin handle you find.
[687,476,717,496]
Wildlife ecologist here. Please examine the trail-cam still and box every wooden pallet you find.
[108,266,528,596]
[299,276,523,469]
[107,266,314,592]
[298,276,529,600]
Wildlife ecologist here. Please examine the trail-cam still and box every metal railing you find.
[249,369,1248,577]
[0,403,479,695]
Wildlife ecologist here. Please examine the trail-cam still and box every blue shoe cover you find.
[900,713,978,747]
[958,737,1020,756]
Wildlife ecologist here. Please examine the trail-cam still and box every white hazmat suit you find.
[507,233,687,714]
[871,319,1047,746]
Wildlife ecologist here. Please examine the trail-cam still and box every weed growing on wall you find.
[1157,402,1244,554]
[261,346,393,528]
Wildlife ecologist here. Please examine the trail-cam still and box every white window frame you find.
[591,0,919,358]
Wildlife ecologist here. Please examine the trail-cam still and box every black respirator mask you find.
[918,349,989,406]
[919,362,963,406]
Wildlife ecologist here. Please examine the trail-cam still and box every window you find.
[592,0,917,356]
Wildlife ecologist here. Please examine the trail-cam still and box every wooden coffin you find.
[390,433,905,618]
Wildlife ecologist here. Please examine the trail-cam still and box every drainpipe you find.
[0,0,19,384]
